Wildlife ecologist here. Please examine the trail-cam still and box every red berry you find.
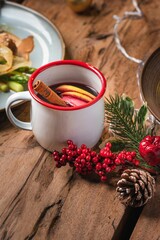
[71,151,77,157]
[81,159,86,165]
[67,140,73,145]
[92,156,99,163]
[133,159,140,166]
[53,150,59,156]
[115,158,121,165]
[105,166,111,172]
[74,162,79,167]
[105,152,112,158]
[111,165,116,171]
[67,155,72,161]
[118,152,124,159]
[76,157,81,163]
[72,144,77,150]
[60,159,66,166]
[102,163,107,169]
[104,146,110,152]
[131,151,136,158]
[56,163,61,168]
[96,163,102,171]
[98,171,105,176]
[126,155,132,162]
[62,148,67,154]
[100,149,105,157]
[81,144,87,149]
[101,176,107,182]
[88,165,93,171]
[61,154,67,160]
[76,167,81,173]
[77,148,82,155]
[82,149,88,154]
[105,142,112,148]
[86,155,91,161]
[54,155,60,161]
[66,149,70,155]
[80,153,86,159]
[69,144,74,150]
[91,151,97,157]
[104,158,111,165]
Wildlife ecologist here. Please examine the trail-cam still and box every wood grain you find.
[130,176,160,240]
[0,0,160,239]
[0,109,124,239]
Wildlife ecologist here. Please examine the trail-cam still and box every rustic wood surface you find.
[0,0,160,239]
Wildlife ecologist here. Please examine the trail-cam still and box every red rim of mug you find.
[28,60,107,111]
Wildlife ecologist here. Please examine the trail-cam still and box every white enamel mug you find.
[5,60,107,151]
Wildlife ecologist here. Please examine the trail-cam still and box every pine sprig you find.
[104,94,151,153]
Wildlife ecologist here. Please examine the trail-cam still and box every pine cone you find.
[116,168,156,207]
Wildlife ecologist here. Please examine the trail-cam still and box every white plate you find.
[0,1,65,111]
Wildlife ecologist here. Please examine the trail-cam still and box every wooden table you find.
[0,0,160,239]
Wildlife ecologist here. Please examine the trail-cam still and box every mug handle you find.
[5,91,32,130]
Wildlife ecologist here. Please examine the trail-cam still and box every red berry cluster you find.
[52,140,140,182]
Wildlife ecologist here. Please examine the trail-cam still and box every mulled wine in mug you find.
[5,60,107,152]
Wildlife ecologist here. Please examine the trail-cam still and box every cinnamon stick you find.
[33,80,67,107]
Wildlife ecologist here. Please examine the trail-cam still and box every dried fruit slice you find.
[62,95,87,106]
[61,91,93,103]
[56,84,95,99]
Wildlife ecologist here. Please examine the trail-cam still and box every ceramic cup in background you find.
[5,60,106,151]
[138,47,160,123]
